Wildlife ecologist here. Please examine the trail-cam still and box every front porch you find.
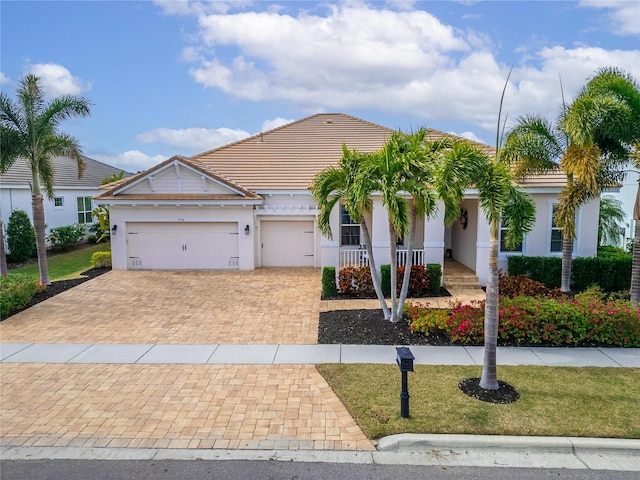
[338,249,482,291]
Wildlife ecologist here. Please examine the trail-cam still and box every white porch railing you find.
[339,249,425,269]
[339,249,370,268]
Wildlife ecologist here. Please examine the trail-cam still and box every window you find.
[340,205,360,246]
[53,197,64,208]
[550,204,562,252]
[77,197,93,224]
[499,221,523,253]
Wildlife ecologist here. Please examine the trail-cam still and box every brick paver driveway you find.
[0,269,321,344]
[0,268,375,451]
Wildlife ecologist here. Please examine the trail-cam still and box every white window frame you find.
[548,202,563,254]
[77,196,93,224]
[498,220,525,256]
[53,196,65,210]
[340,204,360,246]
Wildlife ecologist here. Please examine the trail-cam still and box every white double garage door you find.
[126,220,314,270]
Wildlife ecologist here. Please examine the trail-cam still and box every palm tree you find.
[475,70,537,390]
[311,145,391,319]
[0,74,91,284]
[360,129,489,322]
[563,67,640,304]
[476,161,536,390]
[598,195,625,246]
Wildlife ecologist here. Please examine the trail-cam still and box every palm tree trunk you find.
[396,204,417,319]
[389,221,399,323]
[560,235,573,292]
[480,219,500,390]
[0,219,8,276]
[361,219,391,319]
[32,194,50,285]
[630,220,640,307]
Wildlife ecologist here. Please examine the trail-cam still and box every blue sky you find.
[1,0,639,173]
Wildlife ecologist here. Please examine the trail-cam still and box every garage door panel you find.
[261,220,314,267]
[127,222,239,270]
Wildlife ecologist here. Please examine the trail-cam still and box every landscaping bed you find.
[1,268,110,321]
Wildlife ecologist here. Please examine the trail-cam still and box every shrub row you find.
[328,263,442,298]
[47,224,86,251]
[507,255,632,293]
[0,275,42,318]
[405,293,640,347]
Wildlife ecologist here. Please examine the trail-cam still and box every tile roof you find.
[192,113,395,191]
[0,156,127,188]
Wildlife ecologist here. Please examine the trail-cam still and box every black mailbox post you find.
[396,347,414,418]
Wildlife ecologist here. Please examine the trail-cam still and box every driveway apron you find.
[0,269,374,451]
[0,269,320,345]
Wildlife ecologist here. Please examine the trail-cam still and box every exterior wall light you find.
[111,224,118,236]
[244,224,250,235]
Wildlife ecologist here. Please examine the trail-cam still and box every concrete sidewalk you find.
[2,342,639,367]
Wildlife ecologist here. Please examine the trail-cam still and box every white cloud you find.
[0,72,10,84]
[154,0,251,16]
[136,127,250,152]
[27,63,91,96]
[261,117,294,132]
[579,0,640,36]
[163,2,639,140]
[450,131,486,144]
[93,150,166,173]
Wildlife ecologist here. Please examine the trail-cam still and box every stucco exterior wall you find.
[108,205,256,270]
[1,186,98,234]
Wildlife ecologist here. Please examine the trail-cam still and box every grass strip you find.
[316,364,640,439]
[8,243,110,281]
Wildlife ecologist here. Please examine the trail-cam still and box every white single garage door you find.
[127,222,239,270]
[261,220,315,267]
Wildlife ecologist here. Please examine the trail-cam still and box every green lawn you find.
[9,243,110,281]
[317,364,640,439]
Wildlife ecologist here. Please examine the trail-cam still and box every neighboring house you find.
[0,156,127,236]
[95,113,599,286]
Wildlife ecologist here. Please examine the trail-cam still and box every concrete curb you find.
[2,436,640,471]
[376,433,640,453]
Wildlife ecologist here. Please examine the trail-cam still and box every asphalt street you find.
[1,460,638,480]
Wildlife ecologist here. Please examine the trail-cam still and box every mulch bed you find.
[319,308,453,346]
[319,308,519,403]
[1,268,110,321]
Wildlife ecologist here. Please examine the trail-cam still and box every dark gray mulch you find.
[318,308,454,346]
[458,378,520,404]
[1,268,110,321]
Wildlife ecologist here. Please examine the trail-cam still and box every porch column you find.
[371,197,391,266]
[320,204,340,269]
[423,200,445,272]
[475,205,490,286]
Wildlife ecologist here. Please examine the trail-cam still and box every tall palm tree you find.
[563,67,640,303]
[311,145,391,319]
[476,161,536,389]
[476,70,537,390]
[0,74,91,284]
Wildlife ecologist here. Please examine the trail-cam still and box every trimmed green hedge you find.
[507,255,632,293]
[0,275,40,318]
[321,266,337,297]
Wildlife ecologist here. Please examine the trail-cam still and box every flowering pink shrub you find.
[404,296,640,347]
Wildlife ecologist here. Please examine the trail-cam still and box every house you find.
[95,113,599,286]
[0,155,127,235]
